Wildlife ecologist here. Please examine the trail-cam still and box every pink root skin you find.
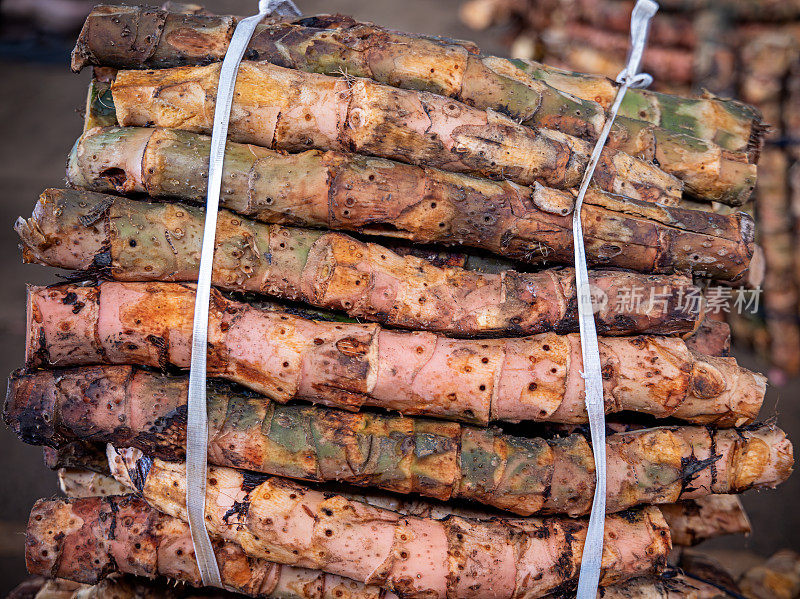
[108,450,672,599]
[684,319,731,357]
[26,495,397,598]
[26,282,764,426]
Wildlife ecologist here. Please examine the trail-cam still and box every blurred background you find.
[0,0,797,594]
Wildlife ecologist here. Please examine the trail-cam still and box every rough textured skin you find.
[42,440,109,474]
[24,282,766,426]
[109,62,684,205]
[66,127,756,281]
[56,467,128,498]
[51,463,753,550]
[69,5,764,157]
[16,188,703,336]
[26,495,397,599]
[658,495,751,546]
[8,366,789,515]
[67,6,602,139]
[514,60,766,159]
[683,318,731,357]
[69,8,754,203]
[56,468,129,498]
[491,7,795,377]
[107,448,672,599]
[466,57,755,205]
[334,492,752,550]
[55,463,494,521]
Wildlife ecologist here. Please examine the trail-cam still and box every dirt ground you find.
[0,0,797,593]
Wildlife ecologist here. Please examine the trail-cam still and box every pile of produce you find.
[3,3,794,597]
[461,0,800,378]
[12,547,800,598]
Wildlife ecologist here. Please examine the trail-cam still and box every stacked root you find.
[15,544,800,598]
[4,4,794,598]
[461,0,800,378]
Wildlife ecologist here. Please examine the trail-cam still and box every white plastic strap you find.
[574,1,657,597]
[186,0,301,587]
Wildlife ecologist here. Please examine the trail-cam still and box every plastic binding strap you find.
[574,1,658,597]
[186,0,302,587]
